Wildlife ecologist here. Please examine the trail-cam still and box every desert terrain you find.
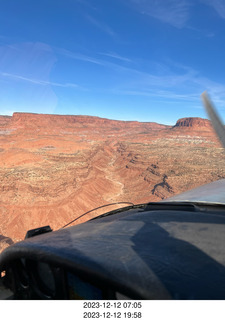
[0,112,225,252]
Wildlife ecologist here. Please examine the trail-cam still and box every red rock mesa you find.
[0,112,224,251]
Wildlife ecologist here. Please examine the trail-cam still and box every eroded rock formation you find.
[173,117,212,129]
[0,113,224,250]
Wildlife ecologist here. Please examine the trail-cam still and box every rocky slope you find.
[173,117,212,129]
[0,112,225,251]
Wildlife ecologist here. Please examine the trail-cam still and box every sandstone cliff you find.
[0,112,224,249]
[173,117,212,129]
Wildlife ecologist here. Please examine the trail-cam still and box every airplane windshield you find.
[0,1,225,255]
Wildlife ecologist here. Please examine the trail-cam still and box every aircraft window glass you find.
[36,262,56,294]
[67,272,103,300]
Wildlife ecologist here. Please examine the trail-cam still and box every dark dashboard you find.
[3,258,126,299]
[1,200,225,300]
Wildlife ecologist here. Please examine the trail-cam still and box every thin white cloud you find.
[98,52,132,63]
[85,14,116,37]
[54,45,225,109]
[201,0,225,19]
[55,47,105,66]
[106,58,225,108]
[192,75,225,105]
[55,45,195,86]
[115,89,199,101]
[57,47,193,88]
[0,71,78,88]
[186,25,216,38]
[55,46,133,71]
[128,0,190,28]
[0,42,60,114]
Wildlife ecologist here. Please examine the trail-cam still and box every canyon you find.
[0,112,225,252]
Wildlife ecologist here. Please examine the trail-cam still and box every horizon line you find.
[0,111,210,126]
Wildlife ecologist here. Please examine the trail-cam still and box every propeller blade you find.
[201,91,225,148]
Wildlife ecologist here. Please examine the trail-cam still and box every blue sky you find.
[1,0,225,124]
